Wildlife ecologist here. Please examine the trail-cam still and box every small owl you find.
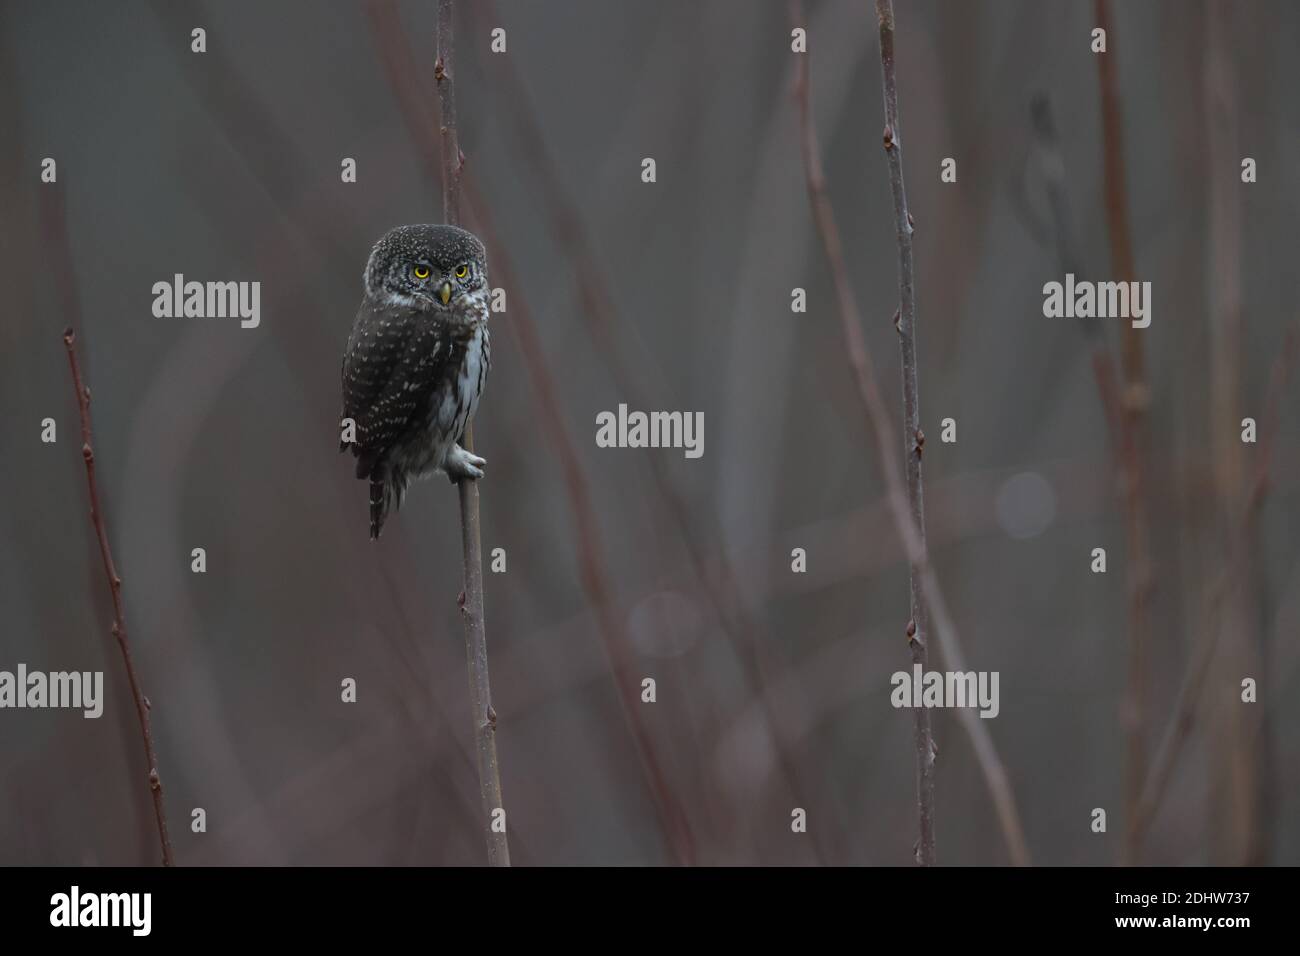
[340,224,490,539]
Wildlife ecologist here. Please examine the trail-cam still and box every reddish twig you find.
[1094,0,1156,866]
[1200,0,1265,865]
[874,0,936,865]
[62,329,174,867]
[435,0,464,225]
[435,0,510,868]
[793,0,1029,866]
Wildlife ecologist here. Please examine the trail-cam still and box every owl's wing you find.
[340,302,450,480]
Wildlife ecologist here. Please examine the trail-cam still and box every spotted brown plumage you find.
[341,224,491,539]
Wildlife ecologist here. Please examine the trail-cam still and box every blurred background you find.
[2,0,1297,865]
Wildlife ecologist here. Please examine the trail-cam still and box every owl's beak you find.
[437,281,453,305]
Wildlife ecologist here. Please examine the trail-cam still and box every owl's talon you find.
[446,444,486,481]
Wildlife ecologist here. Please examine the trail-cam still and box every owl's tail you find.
[369,478,388,540]
[367,468,409,540]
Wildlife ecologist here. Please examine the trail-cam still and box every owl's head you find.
[364,224,488,314]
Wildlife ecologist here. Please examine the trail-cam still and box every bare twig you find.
[1094,0,1155,866]
[436,0,509,867]
[62,328,174,867]
[435,0,464,224]
[874,0,936,865]
[375,0,694,863]
[790,1,1028,866]
[1202,0,1266,865]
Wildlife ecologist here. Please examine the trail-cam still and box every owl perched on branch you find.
[340,224,490,539]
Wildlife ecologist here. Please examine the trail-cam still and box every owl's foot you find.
[446,444,486,482]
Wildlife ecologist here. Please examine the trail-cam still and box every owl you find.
[340,224,490,539]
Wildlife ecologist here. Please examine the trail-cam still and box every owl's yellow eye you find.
[412,264,430,280]
[455,263,469,279]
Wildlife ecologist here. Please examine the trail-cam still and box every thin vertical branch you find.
[436,0,510,867]
[62,329,174,867]
[1202,0,1266,865]
[1094,1,1145,392]
[793,2,1029,866]
[435,0,462,224]
[1094,0,1155,866]
[875,0,935,866]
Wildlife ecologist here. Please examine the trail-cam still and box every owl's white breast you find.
[433,320,488,441]
[456,323,487,424]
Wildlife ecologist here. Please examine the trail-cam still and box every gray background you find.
[1,0,1297,865]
